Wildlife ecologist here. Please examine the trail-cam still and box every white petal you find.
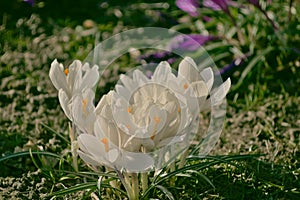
[120,152,154,172]
[211,78,231,105]
[71,89,96,134]
[120,74,135,91]
[107,149,119,163]
[94,116,120,147]
[49,59,69,93]
[95,91,113,115]
[156,134,187,148]
[132,69,149,85]
[112,94,138,136]
[67,60,82,92]
[152,61,172,83]
[200,67,214,92]
[80,64,99,91]
[147,106,167,138]
[115,85,131,101]
[178,57,201,82]
[77,134,108,163]
[73,62,83,94]
[78,150,100,166]
[58,89,72,120]
[191,81,208,108]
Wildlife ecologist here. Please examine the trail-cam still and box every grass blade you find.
[155,185,175,200]
[0,150,62,163]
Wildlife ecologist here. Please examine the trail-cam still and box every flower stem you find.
[123,172,139,200]
[141,172,148,194]
[123,173,134,200]
[131,173,139,200]
[178,148,189,169]
[288,0,293,22]
[69,123,78,172]
[169,161,176,186]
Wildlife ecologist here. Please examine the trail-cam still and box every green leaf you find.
[47,182,97,197]
[143,154,262,197]
[232,47,274,91]
[40,122,69,144]
[0,150,62,163]
[155,185,175,200]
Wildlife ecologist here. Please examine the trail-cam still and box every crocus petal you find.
[132,69,149,85]
[211,78,231,105]
[170,35,217,52]
[115,85,131,101]
[79,64,99,91]
[119,74,136,92]
[95,91,113,115]
[49,59,68,93]
[78,150,101,166]
[152,61,172,83]
[191,81,209,107]
[203,0,229,12]
[176,0,200,17]
[178,57,201,82]
[120,152,154,172]
[200,67,214,92]
[58,89,71,120]
[72,89,96,134]
[67,60,81,93]
[78,134,112,164]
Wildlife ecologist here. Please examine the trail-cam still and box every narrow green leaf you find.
[47,182,96,197]
[40,122,69,144]
[232,47,273,91]
[155,185,175,200]
[0,150,62,162]
[144,154,262,197]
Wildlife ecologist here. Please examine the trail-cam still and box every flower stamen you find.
[64,68,69,76]
[153,116,160,124]
[127,106,132,113]
[82,99,88,115]
[183,83,189,90]
[101,138,109,152]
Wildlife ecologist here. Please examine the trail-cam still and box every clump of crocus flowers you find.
[49,57,230,199]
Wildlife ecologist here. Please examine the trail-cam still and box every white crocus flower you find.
[49,59,99,121]
[72,88,96,134]
[178,57,231,109]
[77,57,231,172]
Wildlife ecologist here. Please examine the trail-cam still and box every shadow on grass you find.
[163,157,300,199]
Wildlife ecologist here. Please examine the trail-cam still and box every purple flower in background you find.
[140,34,217,64]
[203,0,230,13]
[170,34,218,51]
[248,0,260,7]
[176,0,200,17]
[23,0,34,6]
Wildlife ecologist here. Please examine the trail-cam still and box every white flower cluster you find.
[49,57,230,172]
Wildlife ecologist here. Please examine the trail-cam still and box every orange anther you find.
[154,116,160,124]
[101,138,109,152]
[183,83,189,90]
[82,99,88,114]
[127,107,132,113]
[64,68,69,76]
